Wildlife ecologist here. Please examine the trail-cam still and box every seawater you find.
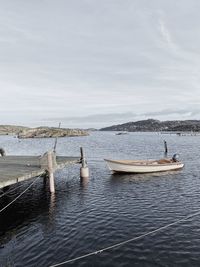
[0,132,200,267]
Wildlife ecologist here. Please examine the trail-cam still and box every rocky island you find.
[0,125,29,135]
[0,125,89,138]
[100,119,200,132]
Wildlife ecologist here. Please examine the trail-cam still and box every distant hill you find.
[100,119,200,132]
[0,125,29,135]
[0,125,89,138]
[18,127,89,138]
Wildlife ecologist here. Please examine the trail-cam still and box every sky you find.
[1,0,200,128]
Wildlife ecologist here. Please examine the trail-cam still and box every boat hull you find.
[104,159,184,173]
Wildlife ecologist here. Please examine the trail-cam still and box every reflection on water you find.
[0,132,200,267]
[80,176,89,188]
[110,169,183,183]
[49,193,56,219]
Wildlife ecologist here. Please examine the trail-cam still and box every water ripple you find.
[1,132,200,266]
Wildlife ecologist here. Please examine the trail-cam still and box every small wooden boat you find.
[104,157,184,173]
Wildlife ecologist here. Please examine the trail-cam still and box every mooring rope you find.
[49,209,200,267]
[0,182,30,199]
[0,175,42,214]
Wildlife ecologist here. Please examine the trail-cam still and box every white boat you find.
[104,158,184,173]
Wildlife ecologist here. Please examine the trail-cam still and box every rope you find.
[49,209,200,267]
[0,182,29,199]
[0,175,42,214]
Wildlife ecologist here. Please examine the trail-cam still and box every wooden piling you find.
[80,147,89,178]
[53,122,61,153]
[47,151,55,193]
[80,147,86,168]
[164,140,168,157]
[0,148,6,157]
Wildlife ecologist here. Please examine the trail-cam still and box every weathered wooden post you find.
[47,151,55,193]
[80,147,89,179]
[53,122,61,153]
[164,140,168,157]
[40,151,57,193]
[0,148,6,157]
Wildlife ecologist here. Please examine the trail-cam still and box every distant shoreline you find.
[100,119,200,132]
[0,125,89,138]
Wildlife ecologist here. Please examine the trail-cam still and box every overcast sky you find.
[1,0,200,128]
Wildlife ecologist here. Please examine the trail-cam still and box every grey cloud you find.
[45,108,200,128]
[0,0,200,127]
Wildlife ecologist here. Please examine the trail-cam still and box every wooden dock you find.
[0,155,80,189]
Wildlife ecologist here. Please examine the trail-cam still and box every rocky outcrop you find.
[0,125,29,135]
[100,119,200,132]
[18,127,89,138]
[0,125,89,138]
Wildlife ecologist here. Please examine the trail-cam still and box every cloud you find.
[158,18,178,51]
[44,107,200,128]
[0,0,200,127]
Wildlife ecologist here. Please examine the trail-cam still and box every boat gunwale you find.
[104,158,184,167]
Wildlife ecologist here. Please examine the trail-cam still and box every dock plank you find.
[0,156,80,189]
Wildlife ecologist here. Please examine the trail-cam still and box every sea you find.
[0,131,200,267]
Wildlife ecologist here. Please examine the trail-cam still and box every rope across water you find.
[0,175,42,214]
[49,209,200,266]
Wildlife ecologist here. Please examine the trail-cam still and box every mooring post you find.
[164,140,168,157]
[0,148,6,157]
[80,147,89,178]
[47,151,55,193]
[53,122,61,153]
